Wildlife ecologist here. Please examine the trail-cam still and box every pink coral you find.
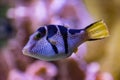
[25,61,58,80]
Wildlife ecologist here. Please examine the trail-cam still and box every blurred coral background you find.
[0,0,120,80]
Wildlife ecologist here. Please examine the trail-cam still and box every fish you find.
[22,20,109,61]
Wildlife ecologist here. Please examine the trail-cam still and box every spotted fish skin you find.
[22,20,109,61]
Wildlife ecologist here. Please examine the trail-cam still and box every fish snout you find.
[22,48,29,55]
[22,45,31,55]
[22,42,36,55]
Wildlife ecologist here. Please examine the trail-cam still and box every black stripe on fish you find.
[69,29,81,35]
[46,25,58,38]
[37,27,46,37]
[46,25,58,54]
[46,37,58,54]
[58,25,68,54]
[50,44,58,54]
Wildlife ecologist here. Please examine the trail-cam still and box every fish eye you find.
[34,33,41,40]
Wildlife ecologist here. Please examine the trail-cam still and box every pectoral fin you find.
[73,48,78,54]
[48,38,56,45]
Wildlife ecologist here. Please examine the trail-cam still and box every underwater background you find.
[0,0,120,80]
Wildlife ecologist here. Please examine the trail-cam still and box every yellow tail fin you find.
[85,20,109,40]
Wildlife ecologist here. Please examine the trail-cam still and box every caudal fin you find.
[85,20,109,41]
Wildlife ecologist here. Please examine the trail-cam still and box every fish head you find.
[22,27,53,58]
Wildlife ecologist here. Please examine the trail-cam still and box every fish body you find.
[22,20,109,61]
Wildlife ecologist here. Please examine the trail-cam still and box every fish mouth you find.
[22,45,32,55]
[22,42,36,55]
[22,48,29,55]
[22,48,34,57]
